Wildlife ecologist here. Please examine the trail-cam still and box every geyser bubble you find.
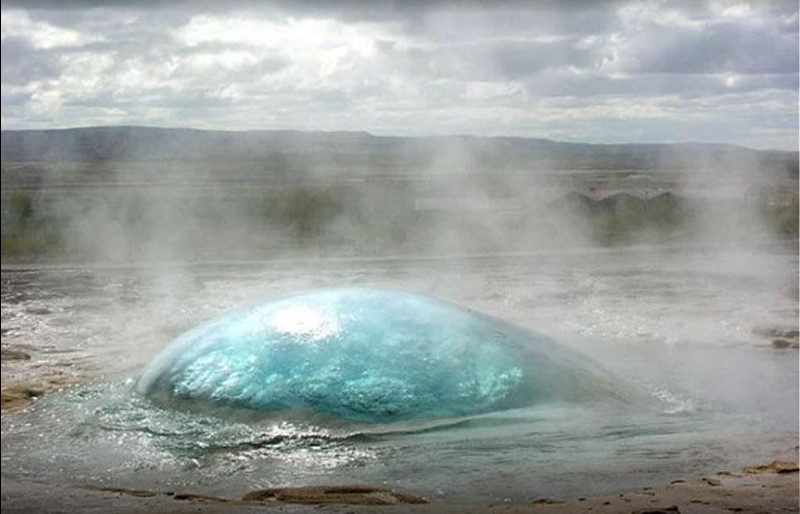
[138,288,615,422]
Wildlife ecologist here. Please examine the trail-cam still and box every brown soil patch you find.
[1,374,78,410]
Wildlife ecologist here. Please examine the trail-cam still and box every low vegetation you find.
[2,171,796,262]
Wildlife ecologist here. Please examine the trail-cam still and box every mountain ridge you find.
[1,126,796,174]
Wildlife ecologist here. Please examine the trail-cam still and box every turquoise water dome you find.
[138,288,611,422]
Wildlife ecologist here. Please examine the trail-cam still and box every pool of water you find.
[2,243,797,504]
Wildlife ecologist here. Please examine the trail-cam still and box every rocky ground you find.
[750,324,800,350]
[1,457,796,513]
[2,322,797,513]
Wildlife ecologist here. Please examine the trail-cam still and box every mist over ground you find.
[1,127,797,264]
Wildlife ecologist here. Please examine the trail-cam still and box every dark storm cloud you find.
[1,0,797,149]
[1,36,61,84]
[487,39,598,79]
[619,18,798,75]
[0,0,615,15]
[395,38,599,82]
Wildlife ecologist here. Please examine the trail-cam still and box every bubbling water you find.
[137,288,620,421]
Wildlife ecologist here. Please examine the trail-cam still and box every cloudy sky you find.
[1,0,797,149]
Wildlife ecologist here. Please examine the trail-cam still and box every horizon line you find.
[2,124,797,153]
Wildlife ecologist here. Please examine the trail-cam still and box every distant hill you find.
[1,126,797,175]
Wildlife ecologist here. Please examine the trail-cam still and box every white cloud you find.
[0,2,796,150]
[172,15,386,73]
[0,9,102,49]
[463,81,523,101]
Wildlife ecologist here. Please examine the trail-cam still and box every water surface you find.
[2,244,797,504]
